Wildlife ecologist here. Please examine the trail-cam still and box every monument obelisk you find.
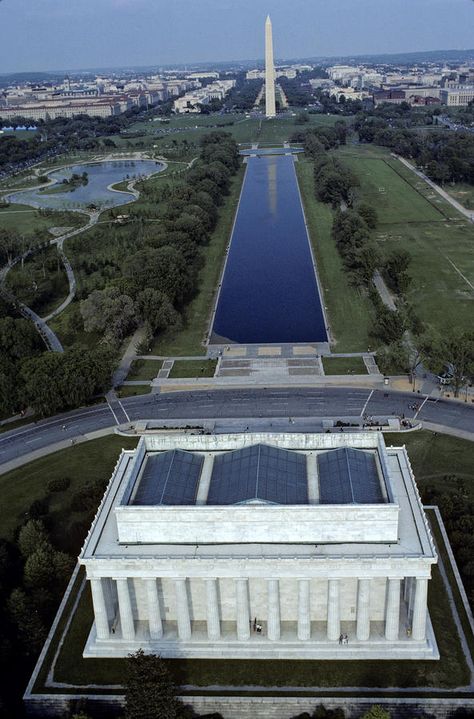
[265,15,276,118]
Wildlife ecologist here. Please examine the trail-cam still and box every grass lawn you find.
[386,430,474,498]
[168,359,217,378]
[0,434,138,550]
[126,359,162,381]
[116,113,343,156]
[117,385,152,398]
[336,145,474,336]
[338,155,444,225]
[296,158,372,352]
[323,356,367,375]
[427,508,474,662]
[151,166,246,356]
[0,204,86,237]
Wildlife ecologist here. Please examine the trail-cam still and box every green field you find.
[336,145,474,335]
[0,204,87,237]
[338,152,444,225]
[0,434,138,548]
[386,430,474,497]
[168,359,217,378]
[113,112,343,155]
[296,158,372,352]
[126,359,162,381]
[322,356,367,375]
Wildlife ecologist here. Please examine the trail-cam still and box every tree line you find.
[77,131,240,353]
[356,112,474,186]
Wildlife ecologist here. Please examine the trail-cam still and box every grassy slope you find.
[151,165,246,356]
[0,435,138,549]
[0,204,86,236]
[337,144,474,335]
[386,430,474,497]
[296,158,372,352]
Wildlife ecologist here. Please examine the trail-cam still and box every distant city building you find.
[80,431,439,661]
[440,86,474,106]
[173,79,235,113]
[373,89,406,106]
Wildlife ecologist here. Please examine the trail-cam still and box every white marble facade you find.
[80,432,439,660]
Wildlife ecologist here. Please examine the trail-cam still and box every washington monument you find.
[265,15,276,118]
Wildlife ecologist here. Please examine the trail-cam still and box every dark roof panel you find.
[317,448,384,505]
[207,444,308,505]
[131,449,202,506]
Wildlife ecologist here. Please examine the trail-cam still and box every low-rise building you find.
[440,86,474,106]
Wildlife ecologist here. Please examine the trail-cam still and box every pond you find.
[211,154,328,344]
[7,159,164,211]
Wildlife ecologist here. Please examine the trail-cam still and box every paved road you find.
[0,387,473,470]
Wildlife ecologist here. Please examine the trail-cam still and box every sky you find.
[0,0,473,74]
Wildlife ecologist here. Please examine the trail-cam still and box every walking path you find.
[373,270,397,311]
[395,154,474,222]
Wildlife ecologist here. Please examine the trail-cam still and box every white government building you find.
[79,431,439,660]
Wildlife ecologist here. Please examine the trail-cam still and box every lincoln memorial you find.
[79,431,439,660]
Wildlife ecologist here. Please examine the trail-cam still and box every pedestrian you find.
[338,634,343,645]
[253,617,257,632]
[343,633,348,645]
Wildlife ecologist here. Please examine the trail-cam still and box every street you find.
[0,387,473,470]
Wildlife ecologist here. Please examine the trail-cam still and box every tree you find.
[125,649,181,719]
[7,587,47,654]
[80,287,137,343]
[384,249,411,295]
[422,330,474,398]
[360,706,391,719]
[357,203,378,229]
[137,289,180,333]
[18,520,49,558]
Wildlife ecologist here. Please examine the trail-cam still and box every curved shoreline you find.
[4,157,165,212]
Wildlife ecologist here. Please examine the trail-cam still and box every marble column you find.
[327,579,340,641]
[236,578,250,641]
[115,577,135,640]
[175,578,191,641]
[90,578,110,640]
[297,579,311,641]
[267,579,281,641]
[411,577,428,641]
[145,578,163,640]
[206,578,221,640]
[385,577,401,641]
[356,578,371,641]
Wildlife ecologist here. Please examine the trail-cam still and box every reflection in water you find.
[267,158,278,218]
[212,154,327,344]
